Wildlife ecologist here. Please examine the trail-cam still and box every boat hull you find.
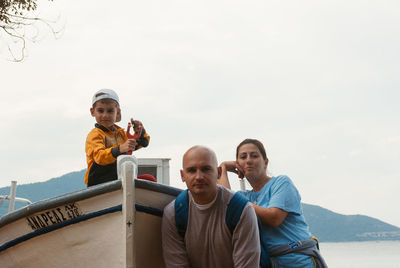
[0,178,181,268]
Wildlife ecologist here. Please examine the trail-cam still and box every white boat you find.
[0,155,181,268]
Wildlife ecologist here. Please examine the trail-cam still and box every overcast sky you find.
[1,0,399,227]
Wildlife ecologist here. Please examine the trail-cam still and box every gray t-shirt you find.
[162,185,261,268]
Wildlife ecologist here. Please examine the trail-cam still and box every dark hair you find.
[236,138,267,160]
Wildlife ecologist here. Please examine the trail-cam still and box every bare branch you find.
[0,0,60,61]
[2,26,26,61]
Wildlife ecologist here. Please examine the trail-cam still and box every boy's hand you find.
[130,118,143,133]
[119,139,137,153]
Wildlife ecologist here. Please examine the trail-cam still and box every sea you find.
[319,241,400,268]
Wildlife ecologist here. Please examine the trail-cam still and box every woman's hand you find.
[220,161,244,179]
[217,161,246,189]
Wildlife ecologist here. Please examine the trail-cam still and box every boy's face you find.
[90,101,120,128]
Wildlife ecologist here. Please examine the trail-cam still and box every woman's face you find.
[236,143,268,179]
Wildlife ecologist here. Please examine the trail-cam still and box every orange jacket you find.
[84,123,150,186]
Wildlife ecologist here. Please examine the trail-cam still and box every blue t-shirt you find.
[239,175,314,268]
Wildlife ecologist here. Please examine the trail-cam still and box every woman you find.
[218,138,327,268]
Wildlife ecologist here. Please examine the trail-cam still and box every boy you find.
[85,89,150,186]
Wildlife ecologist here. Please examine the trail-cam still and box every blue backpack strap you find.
[225,192,249,234]
[227,192,271,268]
[174,189,189,238]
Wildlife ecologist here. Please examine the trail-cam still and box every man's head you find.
[180,146,221,205]
[90,89,121,128]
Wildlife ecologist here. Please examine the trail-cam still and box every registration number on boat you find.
[25,203,82,231]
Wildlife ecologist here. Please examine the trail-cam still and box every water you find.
[319,241,400,268]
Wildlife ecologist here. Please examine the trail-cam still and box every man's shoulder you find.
[218,184,235,196]
[163,199,176,216]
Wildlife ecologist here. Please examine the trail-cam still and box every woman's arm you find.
[252,204,288,227]
[217,162,232,189]
[218,161,245,189]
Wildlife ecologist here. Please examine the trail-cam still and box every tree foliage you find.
[0,0,39,23]
[0,0,60,61]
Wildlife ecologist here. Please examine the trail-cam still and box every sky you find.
[1,0,399,227]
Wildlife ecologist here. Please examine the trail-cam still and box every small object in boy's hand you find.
[126,119,143,155]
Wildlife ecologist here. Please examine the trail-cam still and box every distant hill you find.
[1,170,400,242]
[0,170,86,215]
[303,203,400,242]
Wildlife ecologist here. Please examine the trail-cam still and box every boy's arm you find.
[128,119,150,151]
[86,131,121,165]
[135,128,150,150]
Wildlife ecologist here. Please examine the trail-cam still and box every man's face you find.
[180,147,220,204]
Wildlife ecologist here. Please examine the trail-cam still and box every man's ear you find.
[180,170,185,182]
[217,166,222,179]
[90,107,95,117]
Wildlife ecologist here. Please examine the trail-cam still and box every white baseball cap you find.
[92,89,119,106]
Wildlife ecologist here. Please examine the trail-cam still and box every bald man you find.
[162,146,261,268]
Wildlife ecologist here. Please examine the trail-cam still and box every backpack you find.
[174,190,270,268]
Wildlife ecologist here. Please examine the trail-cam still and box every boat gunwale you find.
[0,179,181,228]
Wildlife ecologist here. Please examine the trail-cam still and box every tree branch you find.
[0,0,60,61]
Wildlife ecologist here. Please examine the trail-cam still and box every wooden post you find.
[8,181,17,212]
[240,179,246,191]
[118,155,138,268]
